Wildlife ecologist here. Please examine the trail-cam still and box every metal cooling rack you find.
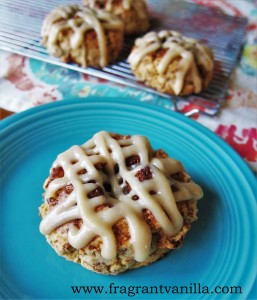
[0,0,247,116]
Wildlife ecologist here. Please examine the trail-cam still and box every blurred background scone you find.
[41,5,124,68]
[128,30,214,96]
[39,131,203,275]
[83,0,149,35]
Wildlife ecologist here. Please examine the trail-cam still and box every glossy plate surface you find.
[1,98,256,299]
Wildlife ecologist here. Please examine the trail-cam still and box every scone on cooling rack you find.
[41,5,124,68]
[39,131,203,275]
[83,0,149,35]
[128,30,214,96]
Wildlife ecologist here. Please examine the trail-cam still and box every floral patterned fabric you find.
[0,0,256,172]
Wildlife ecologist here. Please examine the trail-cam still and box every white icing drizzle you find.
[85,0,147,20]
[128,30,214,95]
[86,0,134,11]
[41,5,122,67]
[40,131,202,262]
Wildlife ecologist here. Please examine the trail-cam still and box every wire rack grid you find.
[0,0,248,116]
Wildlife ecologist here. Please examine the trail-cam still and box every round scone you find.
[39,131,203,275]
[83,0,149,35]
[128,30,214,96]
[41,5,124,68]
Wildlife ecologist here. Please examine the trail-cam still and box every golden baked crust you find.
[83,0,149,35]
[128,30,214,96]
[41,5,124,68]
[39,132,203,275]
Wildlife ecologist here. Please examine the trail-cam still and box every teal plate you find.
[0,98,256,299]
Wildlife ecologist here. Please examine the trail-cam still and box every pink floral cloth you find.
[0,0,256,172]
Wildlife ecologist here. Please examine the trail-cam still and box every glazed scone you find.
[41,5,124,68]
[128,30,214,96]
[83,0,149,35]
[39,131,203,275]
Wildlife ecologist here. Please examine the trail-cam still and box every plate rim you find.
[1,97,256,198]
[0,97,255,179]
